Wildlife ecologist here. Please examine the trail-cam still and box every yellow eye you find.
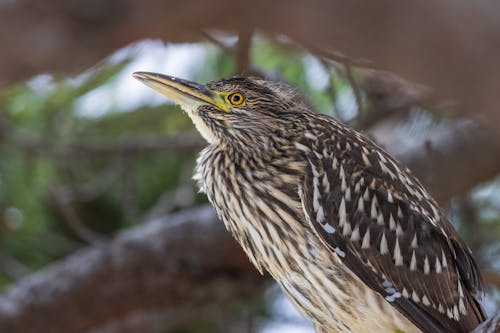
[228,92,244,106]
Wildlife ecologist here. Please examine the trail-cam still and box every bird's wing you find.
[297,129,485,333]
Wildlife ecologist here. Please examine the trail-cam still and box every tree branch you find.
[0,206,264,333]
[1,132,205,158]
[352,70,434,129]
[343,63,364,116]
[49,188,109,244]
[235,27,253,74]
[395,120,500,205]
[0,254,29,281]
[471,311,500,333]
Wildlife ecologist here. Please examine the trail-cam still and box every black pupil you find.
[232,94,240,103]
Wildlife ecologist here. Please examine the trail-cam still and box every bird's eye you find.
[228,92,244,106]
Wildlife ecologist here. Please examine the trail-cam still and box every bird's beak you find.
[132,72,227,112]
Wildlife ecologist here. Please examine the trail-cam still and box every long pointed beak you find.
[132,72,225,112]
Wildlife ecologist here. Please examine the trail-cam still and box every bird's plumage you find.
[133,73,486,333]
[297,112,485,332]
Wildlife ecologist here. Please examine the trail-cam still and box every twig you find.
[311,47,372,68]
[140,184,196,222]
[55,163,121,203]
[317,58,340,117]
[0,254,29,280]
[120,155,139,223]
[343,62,364,116]
[268,35,370,68]
[2,133,205,158]
[350,69,434,129]
[351,105,412,130]
[471,311,500,333]
[200,30,234,53]
[49,188,108,244]
[235,27,253,74]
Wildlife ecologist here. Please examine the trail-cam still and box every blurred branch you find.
[89,306,198,333]
[202,29,257,76]
[3,109,496,208]
[353,71,500,205]
[119,155,139,223]
[1,132,204,157]
[140,184,196,222]
[89,305,223,333]
[0,254,29,280]
[471,311,500,333]
[0,206,265,333]
[49,188,108,244]
[362,70,434,112]
[343,63,364,116]
[200,30,233,52]
[56,163,121,202]
[352,70,433,129]
[311,47,371,68]
[235,27,253,74]
[397,120,500,205]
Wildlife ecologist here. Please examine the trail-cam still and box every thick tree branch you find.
[0,206,265,333]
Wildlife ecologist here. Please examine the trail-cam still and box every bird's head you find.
[133,72,309,151]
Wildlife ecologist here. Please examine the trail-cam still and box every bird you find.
[133,71,486,333]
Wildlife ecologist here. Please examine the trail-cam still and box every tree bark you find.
[0,206,264,333]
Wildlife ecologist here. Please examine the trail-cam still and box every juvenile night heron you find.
[133,72,486,333]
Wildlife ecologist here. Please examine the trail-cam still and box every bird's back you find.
[295,112,486,332]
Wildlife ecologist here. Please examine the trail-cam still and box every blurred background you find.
[0,1,499,332]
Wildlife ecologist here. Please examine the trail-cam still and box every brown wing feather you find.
[298,118,486,333]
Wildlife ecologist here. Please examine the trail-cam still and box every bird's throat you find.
[183,107,217,144]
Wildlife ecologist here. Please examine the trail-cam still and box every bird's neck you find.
[194,142,307,273]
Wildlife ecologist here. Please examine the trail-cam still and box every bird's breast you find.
[193,147,419,333]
